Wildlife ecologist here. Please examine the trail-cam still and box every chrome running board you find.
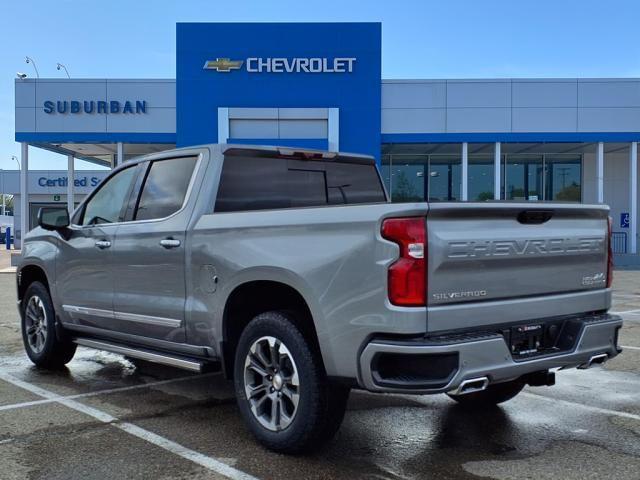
[74,338,205,372]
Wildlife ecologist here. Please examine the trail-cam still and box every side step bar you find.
[74,338,207,372]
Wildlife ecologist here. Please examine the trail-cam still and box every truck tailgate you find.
[426,202,611,331]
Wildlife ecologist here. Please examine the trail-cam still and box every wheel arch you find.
[221,280,323,379]
[18,263,52,302]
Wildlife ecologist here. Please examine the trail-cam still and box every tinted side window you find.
[135,157,197,221]
[214,156,288,212]
[81,166,137,226]
[215,156,385,213]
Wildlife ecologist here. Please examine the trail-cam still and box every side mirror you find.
[38,207,70,231]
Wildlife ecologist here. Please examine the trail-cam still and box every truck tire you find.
[234,310,349,454]
[21,281,76,368]
[447,379,525,408]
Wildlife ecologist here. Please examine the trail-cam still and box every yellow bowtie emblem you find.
[203,58,244,72]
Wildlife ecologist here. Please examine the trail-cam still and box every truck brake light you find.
[381,217,426,306]
[607,216,614,288]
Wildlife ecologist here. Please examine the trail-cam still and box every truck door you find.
[57,164,139,329]
[109,155,200,342]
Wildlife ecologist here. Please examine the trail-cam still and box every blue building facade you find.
[176,22,381,159]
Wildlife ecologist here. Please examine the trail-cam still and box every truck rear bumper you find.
[358,313,622,394]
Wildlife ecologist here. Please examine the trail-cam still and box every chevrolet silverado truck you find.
[17,144,622,453]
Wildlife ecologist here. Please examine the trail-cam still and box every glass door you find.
[545,155,582,201]
[504,155,544,201]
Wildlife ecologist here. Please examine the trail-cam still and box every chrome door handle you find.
[160,238,181,249]
[95,240,111,249]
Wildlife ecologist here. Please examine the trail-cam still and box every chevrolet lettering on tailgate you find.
[447,237,605,259]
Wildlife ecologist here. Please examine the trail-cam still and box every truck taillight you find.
[381,217,426,306]
[607,216,614,288]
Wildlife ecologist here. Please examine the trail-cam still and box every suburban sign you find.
[43,100,148,114]
[203,57,356,73]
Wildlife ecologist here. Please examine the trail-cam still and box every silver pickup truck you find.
[17,144,622,453]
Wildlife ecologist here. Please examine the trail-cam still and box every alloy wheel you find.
[243,336,300,431]
[24,295,47,354]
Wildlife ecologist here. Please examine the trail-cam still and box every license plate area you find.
[510,323,545,357]
[503,317,585,360]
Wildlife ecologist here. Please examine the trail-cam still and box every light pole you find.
[11,156,20,169]
[56,63,70,78]
[25,56,39,78]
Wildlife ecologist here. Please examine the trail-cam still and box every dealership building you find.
[13,22,640,255]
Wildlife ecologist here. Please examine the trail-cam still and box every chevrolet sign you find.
[204,57,356,73]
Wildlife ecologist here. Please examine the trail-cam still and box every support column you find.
[1,170,5,216]
[494,142,501,200]
[328,108,340,152]
[217,108,229,144]
[461,142,468,201]
[20,143,28,249]
[630,142,638,254]
[597,142,604,203]
[116,142,124,168]
[67,155,75,215]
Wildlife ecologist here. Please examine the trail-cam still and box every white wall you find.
[382,79,640,134]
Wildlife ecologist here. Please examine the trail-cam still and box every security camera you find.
[16,72,27,79]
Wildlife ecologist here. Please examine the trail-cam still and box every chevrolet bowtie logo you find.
[203,58,244,72]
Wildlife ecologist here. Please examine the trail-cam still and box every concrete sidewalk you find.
[0,250,18,273]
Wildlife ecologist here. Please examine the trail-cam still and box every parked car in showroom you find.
[17,144,622,453]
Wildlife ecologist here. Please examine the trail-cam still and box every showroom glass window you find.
[381,144,461,202]
[468,154,494,201]
[135,157,198,220]
[382,143,582,203]
[504,153,581,202]
[428,155,461,201]
[383,154,426,202]
[80,166,137,226]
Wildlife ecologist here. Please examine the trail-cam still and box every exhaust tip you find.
[450,376,489,395]
[578,353,609,370]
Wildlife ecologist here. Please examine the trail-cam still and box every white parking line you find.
[0,372,219,412]
[522,391,640,422]
[0,371,259,480]
[622,345,640,351]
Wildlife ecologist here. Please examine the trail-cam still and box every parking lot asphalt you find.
[0,272,639,480]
